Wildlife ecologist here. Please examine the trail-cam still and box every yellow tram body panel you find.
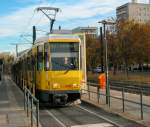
[36,70,82,91]
[48,39,79,43]
[34,36,82,92]
[12,34,84,104]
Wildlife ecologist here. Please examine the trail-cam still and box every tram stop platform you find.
[81,85,150,127]
[0,76,31,127]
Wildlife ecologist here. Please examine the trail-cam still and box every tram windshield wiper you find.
[65,62,77,73]
[51,61,77,71]
[67,63,76,70]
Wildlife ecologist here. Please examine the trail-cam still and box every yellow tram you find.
[12,34,84,105]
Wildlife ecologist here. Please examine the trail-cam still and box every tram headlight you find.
[53,83,60,89]
[73,84,78,88]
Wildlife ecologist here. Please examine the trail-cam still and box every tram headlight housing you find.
[53,83,60,89]
[73,84,78,88]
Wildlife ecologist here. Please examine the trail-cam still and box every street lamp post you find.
[98,20,116,105]
[100,27,104,73]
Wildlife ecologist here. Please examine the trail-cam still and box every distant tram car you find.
[12,34,84,105]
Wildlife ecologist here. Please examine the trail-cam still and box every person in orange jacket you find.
[98,73,106,89]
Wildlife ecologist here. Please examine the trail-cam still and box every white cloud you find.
[0,0,149,38]
[0,1,115,37]
[88,0,148,4]
[54,0,123,21]
[15,0,46,4]
[0,4,49,38]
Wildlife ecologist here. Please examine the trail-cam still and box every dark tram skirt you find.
[36,90,80,105]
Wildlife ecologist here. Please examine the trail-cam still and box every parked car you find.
[92,67,102,73]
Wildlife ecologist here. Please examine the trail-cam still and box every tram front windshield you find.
[50,42,79,71]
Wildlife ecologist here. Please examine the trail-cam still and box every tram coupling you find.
[53,94,68,105]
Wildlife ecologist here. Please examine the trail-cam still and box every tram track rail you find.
[110,80,150,95]
[88,80,150,96]
[38,102,143,127]
[39,103,119,127]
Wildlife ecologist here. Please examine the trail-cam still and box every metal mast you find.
[10,43,32,57]
[98,20,116,105]
[36,7,60,34]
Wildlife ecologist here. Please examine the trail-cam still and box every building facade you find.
[116,1,150,23]
[72,27,98,38]
[53,29,72,34]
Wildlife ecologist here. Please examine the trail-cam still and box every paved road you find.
[39,102,143,127]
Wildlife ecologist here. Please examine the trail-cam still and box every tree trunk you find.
[113,64,117,75]
[124,58,129,78]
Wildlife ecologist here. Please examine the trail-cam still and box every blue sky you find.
[0,0,148,54]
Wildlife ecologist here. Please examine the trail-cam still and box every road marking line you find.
[46,110,67,127]
[78,105,122,127]
[0,101,9,104]
[71,123,113,127]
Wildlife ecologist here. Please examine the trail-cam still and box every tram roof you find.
[13,34,81,63]
[34,34,80,45]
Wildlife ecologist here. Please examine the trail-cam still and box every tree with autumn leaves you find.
[86,35,101,70]
[86,20,150,75]
[114,20,150,74]
[0,53,14,74]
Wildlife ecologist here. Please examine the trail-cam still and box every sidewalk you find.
[0,76,31,127]
[81,85,150,127]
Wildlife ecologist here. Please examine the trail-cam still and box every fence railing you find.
[81,82,150,120]
[24,87,39,127]
[110,81,150,95]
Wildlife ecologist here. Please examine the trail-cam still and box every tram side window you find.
[37,46,43,71]
[44,43,50,71]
